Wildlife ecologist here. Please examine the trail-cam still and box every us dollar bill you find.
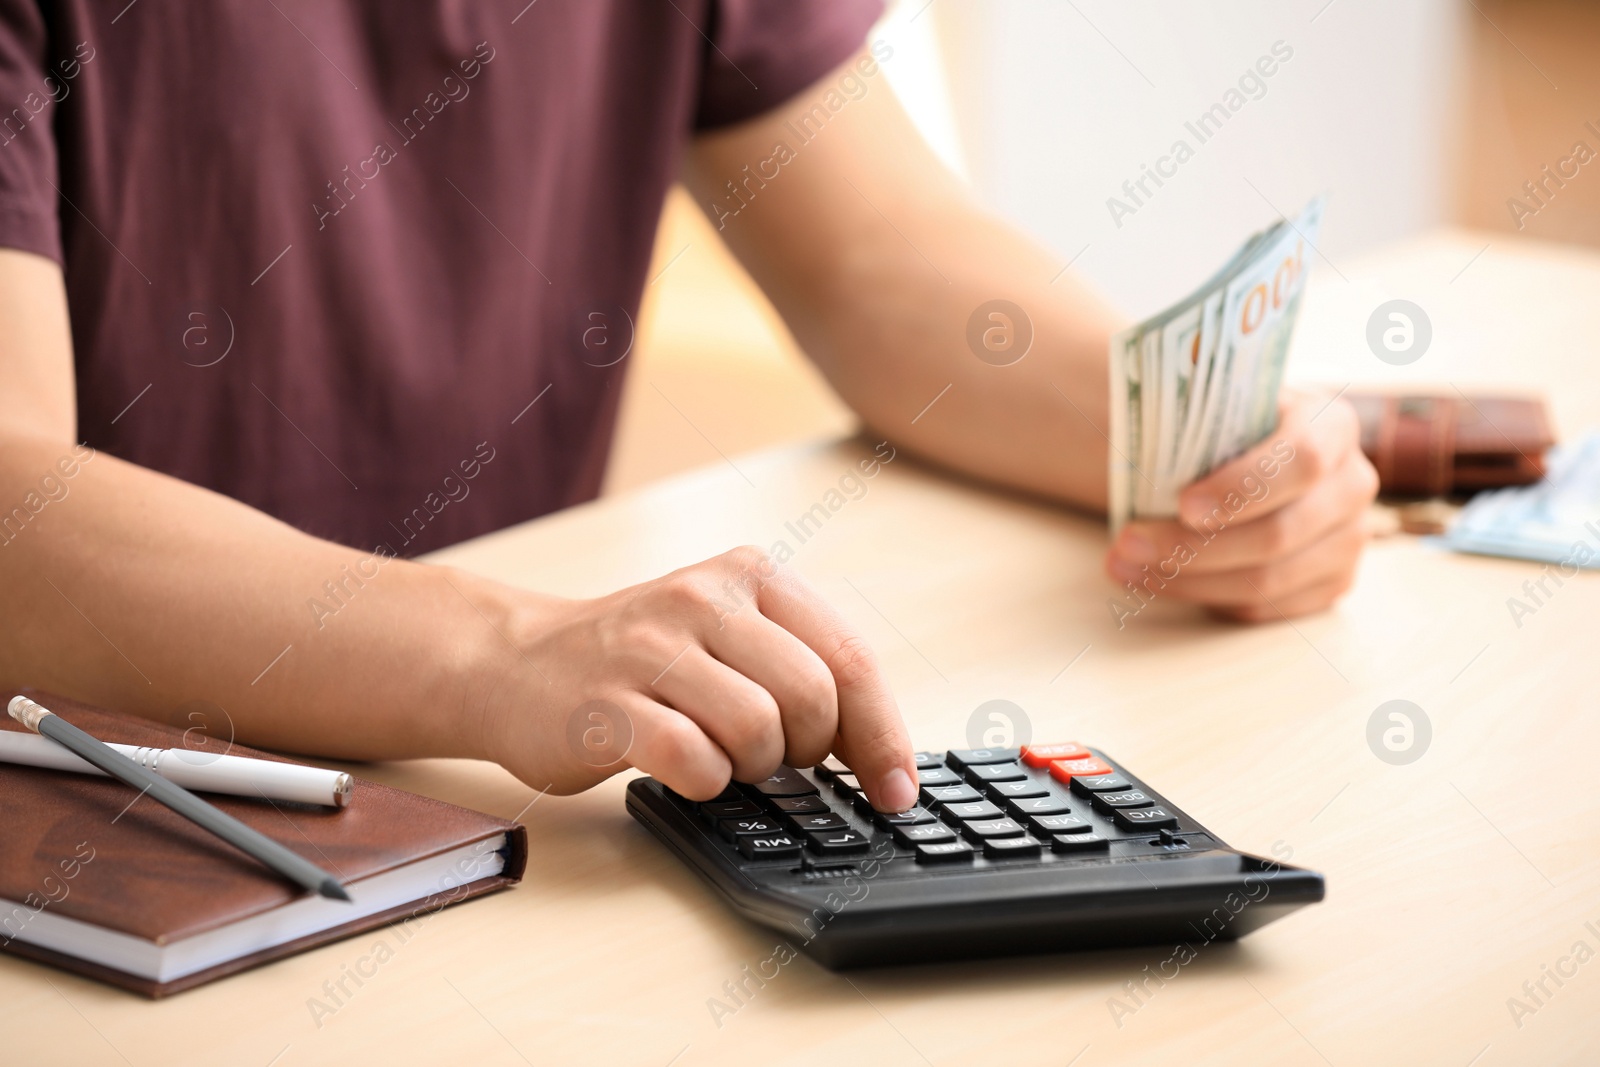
[1109,196,1324,532]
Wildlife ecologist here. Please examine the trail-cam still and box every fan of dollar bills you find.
[1109,195,1325,532]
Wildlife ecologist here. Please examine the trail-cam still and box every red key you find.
[1021,743,1091,768]
[1048,756,1113,784]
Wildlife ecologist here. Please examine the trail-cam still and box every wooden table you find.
[4,231,1597,1065]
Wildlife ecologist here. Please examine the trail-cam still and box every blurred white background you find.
[925,0,1466,317]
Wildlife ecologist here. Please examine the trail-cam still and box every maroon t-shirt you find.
[0,0,879,554]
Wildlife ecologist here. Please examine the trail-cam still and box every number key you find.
[965,762,1028,786]
[875,806,938,829]
[946,747,1021,769]
[923,783,983,807]
[940,800,1003,823]
[989,779,1049,799]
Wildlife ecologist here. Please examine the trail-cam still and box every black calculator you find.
[626,743,1324,967]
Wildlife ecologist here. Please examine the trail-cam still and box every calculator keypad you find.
[682,743,1199,870]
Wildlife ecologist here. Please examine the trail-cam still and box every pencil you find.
[8,696,351,902]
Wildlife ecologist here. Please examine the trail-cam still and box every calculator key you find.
[940,800,1003,823]
[1020,743,1091,768]
[917,766,962,787]
[1047,757,1114,784]
[982,835,1042,859]
[832,773,862,794]
[945,747,1021,769]
[916,840,976,863]
[961,817,1026,840]
[1006,794,1074,818]
[699,800,763,821]
[672,783,737,806]
[1091,789,1157,812]
[1051,833,1110,853]
[913,751,946,770]
[923,783,984,807]
[875,806,938,828]
[1030,812,1093,835]
[749,767,820,797]
[738,834,802,860]
[989,779,1050,800]
[788,812,850,833]
[1068,773,1134,796]
[806,829,870,855]
[1112,806,1179,831]
[894,822,958,847]
[770,795,830,815]
[847,791,879,816]
[965,762,1028,786]
[719,816,782,841]
[813,757,851,781]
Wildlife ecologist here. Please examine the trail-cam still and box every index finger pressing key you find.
[751,570,918,813]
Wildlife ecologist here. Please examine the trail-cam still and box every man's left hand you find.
[1105,389,1380,622]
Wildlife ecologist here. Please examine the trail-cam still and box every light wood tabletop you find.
[3,229,1597,1065]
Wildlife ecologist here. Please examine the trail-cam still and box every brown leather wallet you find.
[1346,391,1553,497]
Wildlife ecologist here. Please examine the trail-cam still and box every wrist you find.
[423,564,561,766]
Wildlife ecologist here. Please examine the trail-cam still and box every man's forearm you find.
[0,431,519,761]
[797,196,1122,512]
[685,58,1124,513]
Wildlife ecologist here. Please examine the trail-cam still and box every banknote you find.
[1109,196,1324,531]
[1443,431,1600,568]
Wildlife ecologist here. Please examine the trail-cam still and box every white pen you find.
[0,730,352,808]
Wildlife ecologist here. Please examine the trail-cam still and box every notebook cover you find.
[0,690,528,998]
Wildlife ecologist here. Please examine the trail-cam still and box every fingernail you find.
[1116,529,1158,563]
[879,767,917,812]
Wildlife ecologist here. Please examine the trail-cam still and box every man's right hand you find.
[484,546,920,811]
[0,246,916,810]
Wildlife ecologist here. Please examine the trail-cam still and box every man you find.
[0,1,1376,814]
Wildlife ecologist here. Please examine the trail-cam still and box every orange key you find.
[1021,743,1090,768]
[1048,756,1113,784]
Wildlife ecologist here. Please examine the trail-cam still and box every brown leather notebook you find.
[1347,391,1554,497]
[0,691,526,998]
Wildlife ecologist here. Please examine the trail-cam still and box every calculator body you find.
[626,746,1324,968]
